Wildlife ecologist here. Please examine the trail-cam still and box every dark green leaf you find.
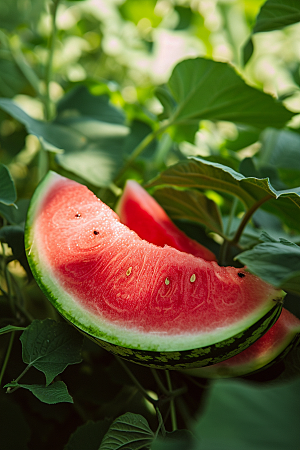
[236,238,300,295]
[0,163,16,206]
[195,378,300,450]
[0,199,30,225]
[146,157,300,232]
[153,187,223,235]
[64,420,111,450]
[151,430,198,450]
[6,381,74,404]
[99,412,154,450]
[0,56,27,98]
[253,0,300,34]
[0,324,26,335]
[20,319,83,385]
[0,225,25,260]
[166,58,293,132]
[242,37,254,66]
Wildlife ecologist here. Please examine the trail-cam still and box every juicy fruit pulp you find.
[116,180,217,261]
[25,172,284,369]
[185,308,300,378]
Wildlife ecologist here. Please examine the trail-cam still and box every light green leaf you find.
[253,0,300,34]
[235,237,300,295]
[195,377,300,450]
[99,413,154,450]
[0,88,130,188]
[153,187,223,235]
[20,319,83,385]
[165,58,293,131]
[0,164,17,206]
[64,420,111,450]
[146,157,300,232]
[0,325,26,335]
[6,381,73,404]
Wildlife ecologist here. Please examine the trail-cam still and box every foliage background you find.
[1,0,300,449]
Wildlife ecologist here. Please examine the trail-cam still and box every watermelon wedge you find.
[184,308,300,378]
[25,172,284,369]
[116,180,217,261]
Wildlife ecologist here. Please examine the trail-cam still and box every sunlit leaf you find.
[153,187,223,235]
[0,163,17,206]
[99,412,154,450]
[146,157,300,232]
[253,0,300,33]
[195,377,300,450]
[164,58,293,135]
[20,319,83,385]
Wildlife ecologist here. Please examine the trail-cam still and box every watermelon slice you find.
[25,172,284,369]
[184,308,300,378]
[116,180,217,261]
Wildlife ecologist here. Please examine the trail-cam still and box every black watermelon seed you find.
[75,213,81,218]
[94,230,99,235]
[238,272,245,278]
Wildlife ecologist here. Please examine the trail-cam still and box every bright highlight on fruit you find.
[25,172,284,370]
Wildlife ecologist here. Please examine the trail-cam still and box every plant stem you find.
[151,368,170,396]
[165,371,177,431]
[219,197,239,265]
[6,364,32,394]
[44,0,61,121]
[230,194,272,246]
[114,120,170,185]
[0,331,15,386]
[115,356,157,406]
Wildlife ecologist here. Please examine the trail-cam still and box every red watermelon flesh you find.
[185,308,300,378]
[116,180,217,262]
[25,172,284,356]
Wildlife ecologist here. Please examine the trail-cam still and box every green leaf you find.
[0,325,26,335]
[0,163,17,206]
[146,157,300,232]
[195,378,300,450]
[0,199,29,225]
[64,420,111,450]
[165,58,293,133]
[6,381,74,404]
[236,237,300,295]
[242,37,254,66]
[153,187,223,235]
[20,319,83,385]
[0,0,46,31]
[253,0,300,34]
[0,225,25,260]
[151,430,198,450]
[0,88,130,188]
[99,412,154,450]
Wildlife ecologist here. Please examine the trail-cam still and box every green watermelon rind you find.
[25,171,284,366]
[184,317,300,377]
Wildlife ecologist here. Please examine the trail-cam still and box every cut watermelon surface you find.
[116,180,217,261]
[25,172,284,369]
[184,308,300,378]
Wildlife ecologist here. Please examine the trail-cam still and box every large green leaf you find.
[0,164,17,206]
[164,58,293,133]
[146,157,300,232]
[99,413,154,450]
[20,319,83,385]
[0,88,130,187]
[195,377,300,450]
[0,0,46,31]
[253,0,300,33]
[153,187,223,235]
[236,234,300,295]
